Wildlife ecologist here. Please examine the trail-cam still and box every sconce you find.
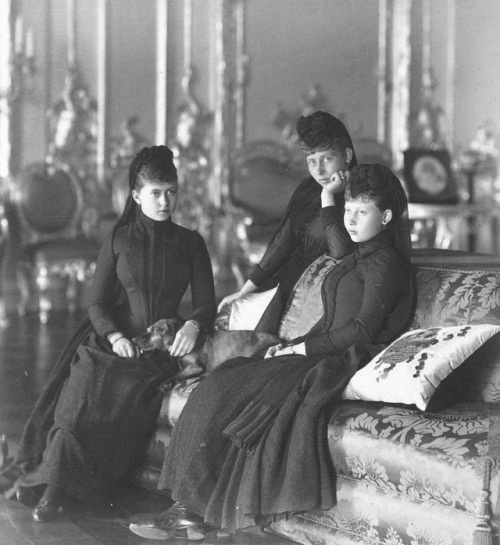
[1,15,36,104]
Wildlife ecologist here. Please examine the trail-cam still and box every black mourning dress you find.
[249,177,354,332]
[158,229,414,532]
[15,210,216,502]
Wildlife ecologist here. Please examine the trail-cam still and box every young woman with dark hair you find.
[13,146,216,521]
[130,163,415,540]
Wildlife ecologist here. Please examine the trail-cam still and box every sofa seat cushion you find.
[158,377,203,428]
[142,382,500,518]
[268,476,498,545]
[329,401,500,516]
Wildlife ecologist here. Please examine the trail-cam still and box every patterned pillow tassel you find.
[473,457,493,545]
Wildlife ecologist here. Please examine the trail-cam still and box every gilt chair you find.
[10,161,100,323]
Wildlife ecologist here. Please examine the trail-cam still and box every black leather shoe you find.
[16,486,43,507]
[32,500,63,522]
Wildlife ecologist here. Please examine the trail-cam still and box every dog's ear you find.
[165,318,182,335]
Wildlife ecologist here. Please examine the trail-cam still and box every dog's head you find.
[133,318,182,352]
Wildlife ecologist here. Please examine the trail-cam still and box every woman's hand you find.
[217,291,243,313]
[112,337,140,358]
[169,321,199,358]
[264,342,306,358]
[217,280,258,312]
[264,343,283,358]
[323,170,349,195]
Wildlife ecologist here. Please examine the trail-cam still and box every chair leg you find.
[16,266,31,317]
[36,264,51,324]
[66,271,78,314]
[0,299,8,328]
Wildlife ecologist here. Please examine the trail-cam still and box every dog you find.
[133,318,281,386]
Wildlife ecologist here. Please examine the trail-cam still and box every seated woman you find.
[12,146,216,521]
[219,110,357,332]
[130,163,415,540]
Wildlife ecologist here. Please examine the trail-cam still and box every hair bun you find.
[296,111,350,149]
[128,145,176,190]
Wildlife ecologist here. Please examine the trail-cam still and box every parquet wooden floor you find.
[0,311,289,545]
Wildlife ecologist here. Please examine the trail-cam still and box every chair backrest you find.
[353,138,393,167]
[12,162,84,246]
[231,140,306,225]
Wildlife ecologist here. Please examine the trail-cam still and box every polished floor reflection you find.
[0,312,289,545]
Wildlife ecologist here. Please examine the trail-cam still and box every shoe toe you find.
[128,521,173,540]
[32,501,63,522]
[16,486,42,507]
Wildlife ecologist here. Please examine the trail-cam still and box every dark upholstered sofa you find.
[134,249,500,545]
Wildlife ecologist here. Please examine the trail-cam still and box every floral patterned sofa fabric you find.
[328,401,497,516]
[269,480,496,545]
[412,266,500,329]
[134,250,500,545]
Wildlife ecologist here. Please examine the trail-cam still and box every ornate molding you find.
[155,0,168,144]
[377,0,388,144]
[0,0,11,183]
[390,0,412,169]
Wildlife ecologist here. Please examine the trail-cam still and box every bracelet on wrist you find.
[186,320,200,333]
[110,334,125,345]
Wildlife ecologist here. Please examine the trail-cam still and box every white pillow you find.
[343,324,500,410]
[228,287,278,330]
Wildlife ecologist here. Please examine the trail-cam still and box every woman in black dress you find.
[130,163,415,539]
[219,110,357,332]
[13,146,216,521]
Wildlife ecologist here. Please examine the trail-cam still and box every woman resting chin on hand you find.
[128,163,415,539]
[218,111,357,334]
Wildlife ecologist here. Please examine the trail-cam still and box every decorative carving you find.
[109,117,150,214]
[110,116,150,171]
[460,122,499,204]
[412,68,447,150]
[272,84,327,172]
[46,67,98,180]
[411,1,447,150]
[169,71,212,239]
[170,0,213,239]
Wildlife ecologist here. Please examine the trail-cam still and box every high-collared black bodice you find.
[89,211,216,339]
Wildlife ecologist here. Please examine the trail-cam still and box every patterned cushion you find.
[278,254,340,341]
[343,324,500,410]
[412,266,500,328]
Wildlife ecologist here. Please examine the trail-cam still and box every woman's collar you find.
[356,229,393,257]
[137,208,174,234]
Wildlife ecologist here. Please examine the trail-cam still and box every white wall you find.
[11,0,500,172]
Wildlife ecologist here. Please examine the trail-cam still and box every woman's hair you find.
[346,163,411,258]
[114,145,177,229]
[135,161,178,190]
[345,164,407,219]
[296,111,357,166]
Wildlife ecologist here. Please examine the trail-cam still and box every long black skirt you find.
[158,343,376,532]
[18,325,175,502]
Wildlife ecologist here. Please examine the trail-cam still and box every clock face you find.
[412,155,448,196]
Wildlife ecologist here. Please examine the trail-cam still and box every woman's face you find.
[344,196,392,243]
[132,180,178,221]
[306,148,350,187]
